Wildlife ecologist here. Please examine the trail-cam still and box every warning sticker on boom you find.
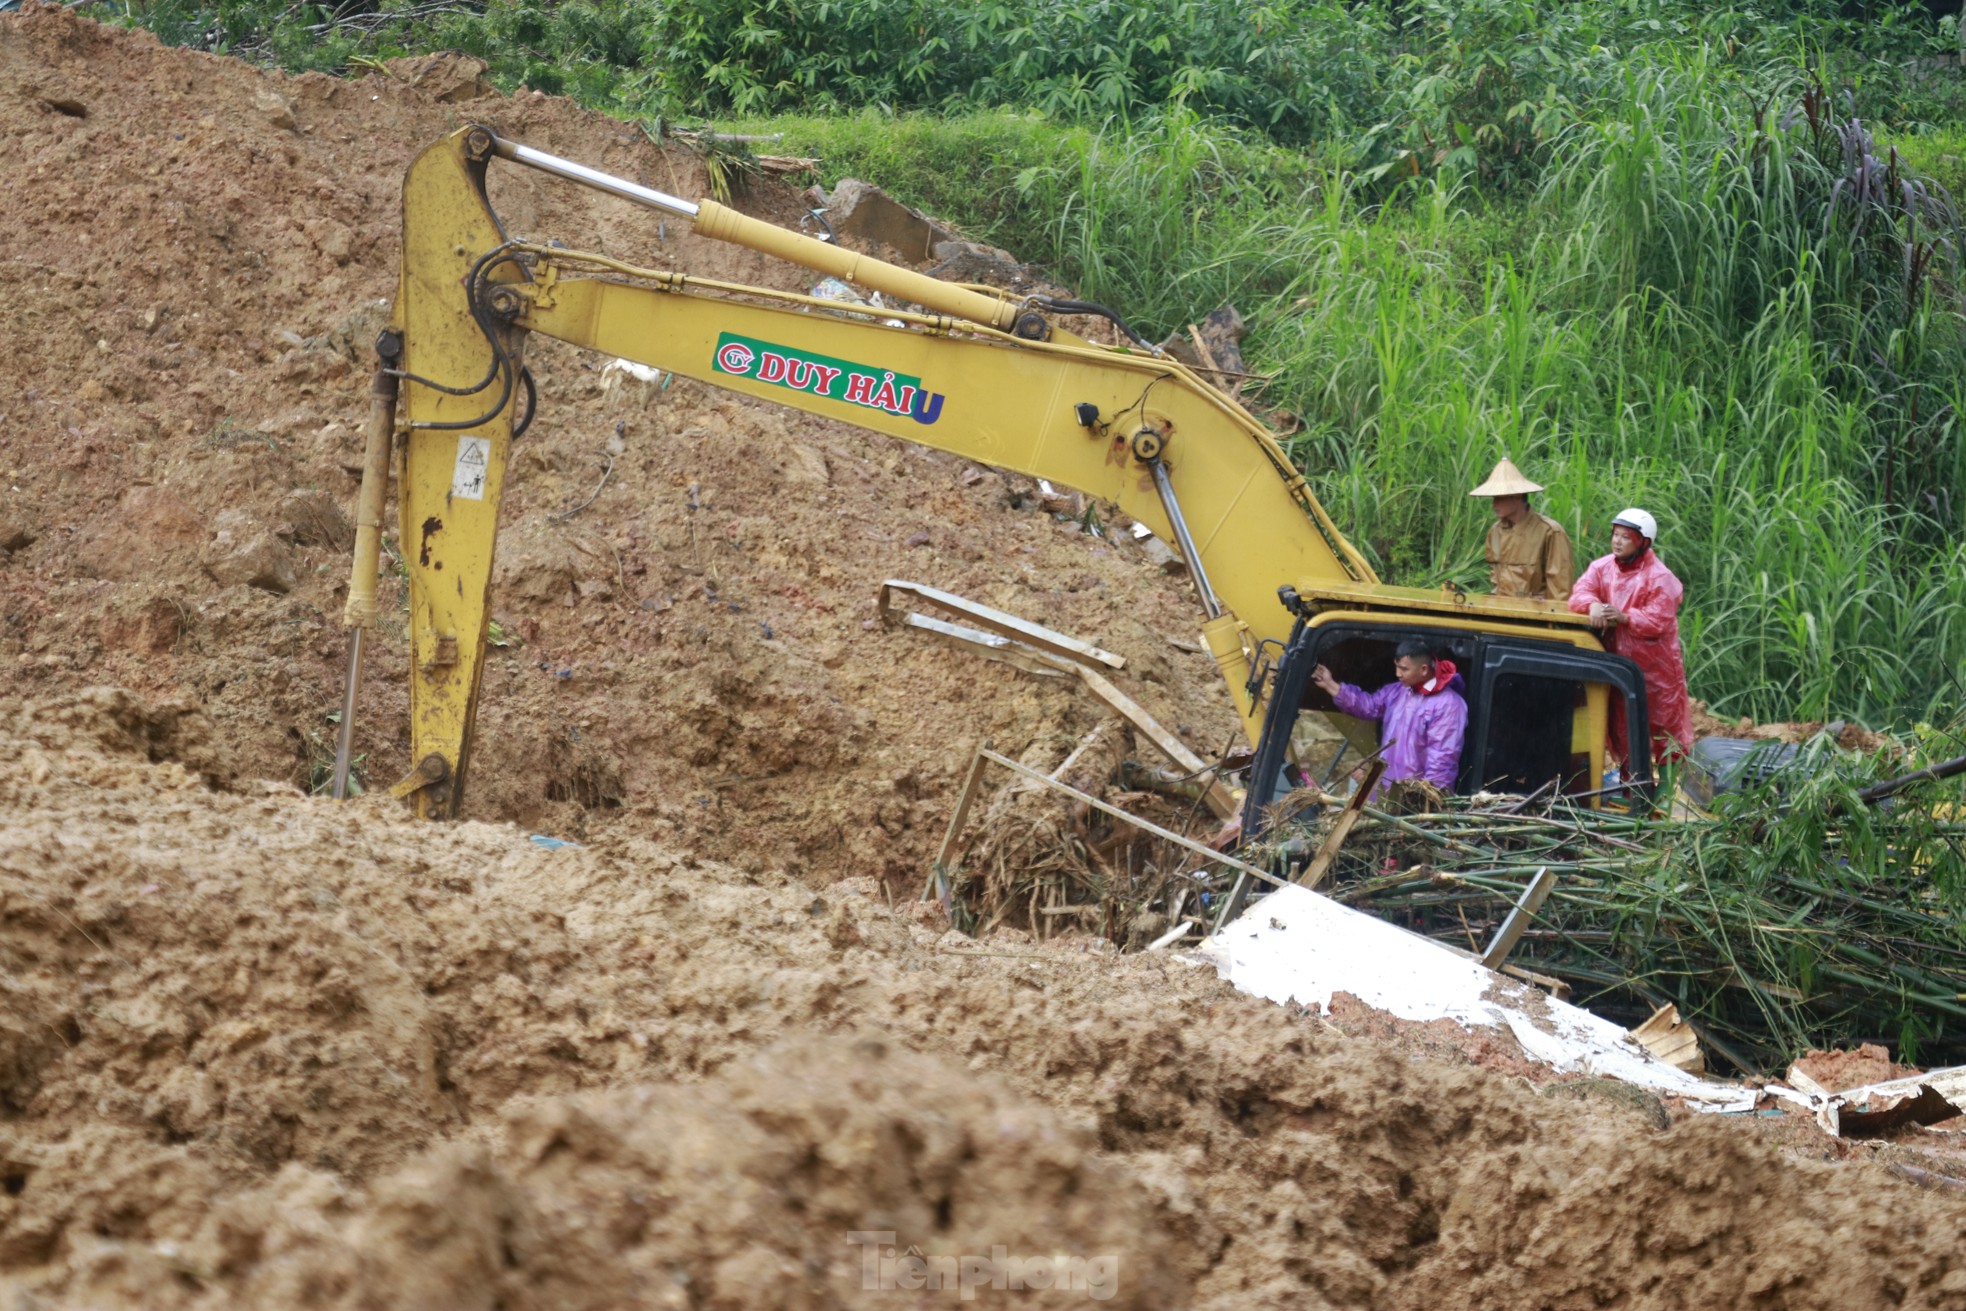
[451,436,490,500]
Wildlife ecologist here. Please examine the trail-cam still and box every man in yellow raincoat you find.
[1470,458,1574,601]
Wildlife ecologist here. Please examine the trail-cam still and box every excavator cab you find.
[1239,614,1654,839]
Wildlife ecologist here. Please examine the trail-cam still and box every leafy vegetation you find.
[93,0,1966,728]
[1283,727,1966,1069]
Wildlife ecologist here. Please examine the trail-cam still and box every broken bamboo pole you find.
[1479,865,1557,969]
[928,741,993,906]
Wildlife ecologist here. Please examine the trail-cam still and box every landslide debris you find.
[4,688,1965,1309]
[5,9,1966,1310]
[0,1,1227,889]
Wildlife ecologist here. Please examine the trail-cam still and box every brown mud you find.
[1690,700,1893,753]
[3,7,1963,1307]
[0,4,1223,886]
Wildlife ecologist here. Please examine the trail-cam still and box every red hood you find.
[1419,659,1462,696]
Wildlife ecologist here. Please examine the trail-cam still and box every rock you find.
[253,87,296,132]
[275,343,353,385]
[274,488,353,550]
[776,444,830,486]
[300,219,354,267]
[120,485,205,546]
[924,239,1041,290]
[202,509,296,593]
[0,515,34,553]
[1137,534,1186,574]
[492,537,580,605]
[100,596,184,655]
[1541,1077,1671,1131]
[383,54,496,103]
[324,300,393,364]
[825,903,863,949]
[1037,482,1082,516]
[820,178,958,264]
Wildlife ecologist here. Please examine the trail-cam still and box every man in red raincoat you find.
[1568,508,1695,767]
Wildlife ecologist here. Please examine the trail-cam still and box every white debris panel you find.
[1798,1065,1966,1137]
[1192,883,1756,1108]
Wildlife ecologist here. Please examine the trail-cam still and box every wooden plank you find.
[1074,666,1238,819]
[1297,759,1387,889]
[1479,866,1557,970]
[889,610,1073,679]
[928,743,992,905]
[1631,1003,1706,1073]
[978,749,1289,892]
[879,579,1126,670]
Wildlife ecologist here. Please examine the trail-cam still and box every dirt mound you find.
[1691,700,1893,753]
[5,690,1965,1308]
[184,1039,1183,1310]
[0,1,1228,888]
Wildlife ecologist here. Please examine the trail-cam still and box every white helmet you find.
[1611,507,1657,542]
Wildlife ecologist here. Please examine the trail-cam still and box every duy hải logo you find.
[711,333,945,425]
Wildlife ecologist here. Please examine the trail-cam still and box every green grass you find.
[1883,125,1966,200]
[1245,65,1966,725]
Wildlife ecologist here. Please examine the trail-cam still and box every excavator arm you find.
[338,125,1610,821]
[334,125,1387,816]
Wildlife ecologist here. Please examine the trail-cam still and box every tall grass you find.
[867,59,1962,726]
[1255,60,1966,725]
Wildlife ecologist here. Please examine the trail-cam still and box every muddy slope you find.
[0,3,1230,888]
[4,690,1963,1309]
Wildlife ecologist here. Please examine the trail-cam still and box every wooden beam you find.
[1479,866,1557,970]
[1297,759,1387,889]
[879,579,1126,670]
[887,610,1073,679]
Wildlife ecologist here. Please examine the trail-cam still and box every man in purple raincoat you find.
[1311,640,1468,793]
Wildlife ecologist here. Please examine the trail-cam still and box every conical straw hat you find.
[1468,457,1544,497]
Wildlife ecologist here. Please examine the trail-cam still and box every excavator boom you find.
[339,125,1615,820]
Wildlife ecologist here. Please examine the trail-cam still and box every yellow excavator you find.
[332,125,1657,843]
